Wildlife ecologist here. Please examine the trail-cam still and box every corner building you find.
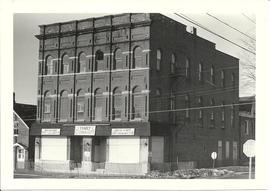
[31,13,239,174]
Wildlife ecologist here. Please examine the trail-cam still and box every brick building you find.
[31,13,239,174]
[239,96,255,164]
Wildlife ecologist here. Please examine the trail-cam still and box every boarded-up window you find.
[131,86,143,119]
[94,88,103,121]
[43,91,51,121]
[59,90,69,121]
[112,87,122,120]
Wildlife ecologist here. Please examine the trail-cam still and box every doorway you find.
[70,136,82,168]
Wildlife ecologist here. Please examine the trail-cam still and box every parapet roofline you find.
[38,13,137,28]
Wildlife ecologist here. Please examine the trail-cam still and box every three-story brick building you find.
[31,13,239,174]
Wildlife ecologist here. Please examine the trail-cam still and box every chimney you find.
[187,26,197,35]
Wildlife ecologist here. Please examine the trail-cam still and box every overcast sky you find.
[13,13,255,105]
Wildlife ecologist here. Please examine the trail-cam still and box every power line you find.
[174,13,256,55]
[206,13,255,41]
[242,13,256,24]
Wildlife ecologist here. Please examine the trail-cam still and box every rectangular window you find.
[231,106,234,127]
[17,148,25,160]
[126,56,128,67]
[225,141,230,159]
[14,128,18,135]
[221,70,225,87]
[185,58,190,78]
[146,54,148,66]
[199,110,203,119]
[217,140,222,160]
[210,111,214,121]
[221,111,225,122]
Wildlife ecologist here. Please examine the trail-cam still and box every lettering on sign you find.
[75,126,96,136]
[41,129,60,135]
[111,128,135,136]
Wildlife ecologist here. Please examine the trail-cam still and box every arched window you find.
[133,47,142,69]
[43,91,51,121]
[185,57,190,78]
[113,49,122,70]
[131,86,142,119]
[198,62,203,81]
[45,56,53,75]
[61,54,70,74]
[93,88,103,121]
[171,54,176,74]
[78,52,87,73]
[76,89,85,120]
[95,50,104,71]
[59,90,69,121]
[185,95,190,118]
[156,49,161,71]
[112,87,122,120]
[221,70,225,87]
[210,65,215,84]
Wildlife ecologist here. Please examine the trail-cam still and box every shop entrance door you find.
[92,137,107,170]
[70,136,82,168]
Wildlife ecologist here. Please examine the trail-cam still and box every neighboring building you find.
[13,94,36,170]
[31,13,239,174]
[239,96,255,164]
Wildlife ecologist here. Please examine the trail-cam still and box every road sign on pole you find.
[243,139,255,179]
[211,152,217,168]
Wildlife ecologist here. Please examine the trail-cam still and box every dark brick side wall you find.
[149,14,240,166]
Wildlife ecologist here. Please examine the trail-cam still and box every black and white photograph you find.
[1,0,270,190]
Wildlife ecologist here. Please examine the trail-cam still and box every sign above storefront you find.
[41,128,60,135]
[75,126,96,136]
[111,128,135,136]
